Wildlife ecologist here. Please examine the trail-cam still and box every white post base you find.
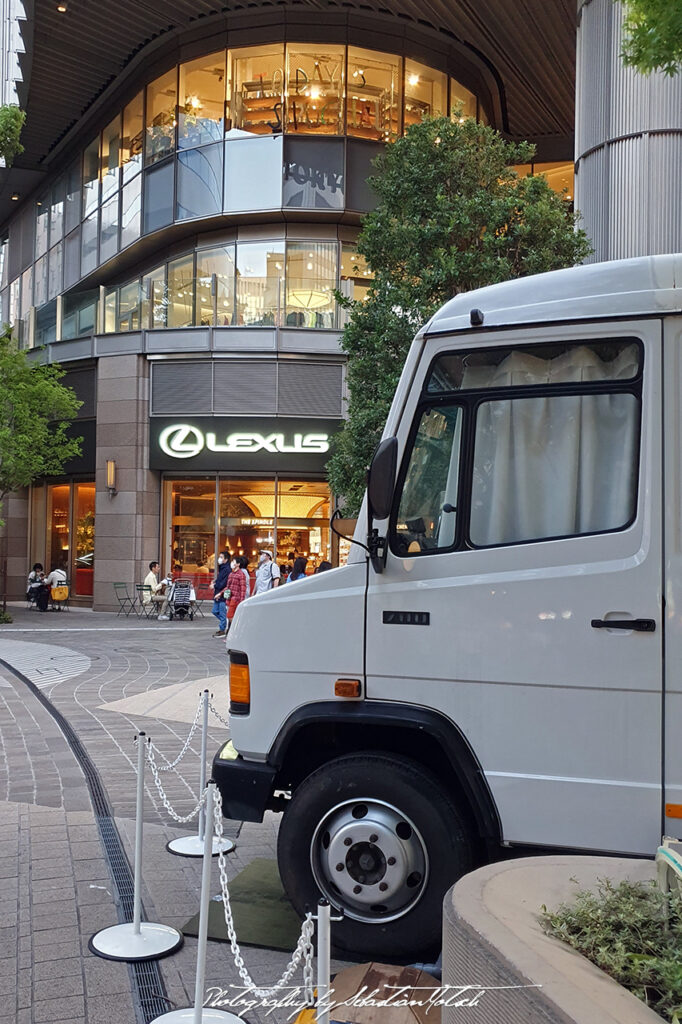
[89,921,183,961]
[149,1010,245,1023]
[167,835,235,858]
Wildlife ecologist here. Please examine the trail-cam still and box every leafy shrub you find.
[0,610,13,624]
[541,878,682,1022]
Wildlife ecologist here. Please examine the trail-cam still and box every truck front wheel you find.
[277,752,474,958]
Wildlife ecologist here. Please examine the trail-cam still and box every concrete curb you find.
[442,855,664,1024]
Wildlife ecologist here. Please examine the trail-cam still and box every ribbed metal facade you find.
[576,0,682,260]
[150,359,343,418]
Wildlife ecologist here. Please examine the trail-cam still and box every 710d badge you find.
[382,611,430,626]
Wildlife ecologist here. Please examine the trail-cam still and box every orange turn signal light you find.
[666,803,682,819]
[229,662,251,706]
[335,678,361,698]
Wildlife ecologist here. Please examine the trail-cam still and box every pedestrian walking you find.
[225,557,247,634]
[212,551,231,637]
[253,550,280,595]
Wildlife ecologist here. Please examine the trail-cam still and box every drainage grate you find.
[0,657,173,1023]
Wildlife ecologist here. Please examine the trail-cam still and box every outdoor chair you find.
[113,582,136,617]
[135,584,156,618]
[49,580,70,611]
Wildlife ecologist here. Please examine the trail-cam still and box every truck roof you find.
[425,253,682,336]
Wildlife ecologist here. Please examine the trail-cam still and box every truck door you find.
[366,320,663,855]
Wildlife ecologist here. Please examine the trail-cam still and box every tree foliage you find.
[327,116,592,513]
[0,329,82,523]
[619,0,682,75]
[0,105,25,166]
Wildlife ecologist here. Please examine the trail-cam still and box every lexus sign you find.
[150,417,340,472]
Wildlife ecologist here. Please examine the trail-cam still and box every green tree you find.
[0,105,26,166]
[619,0,682,75]
[328,116,591,514]
[0,329,82,608]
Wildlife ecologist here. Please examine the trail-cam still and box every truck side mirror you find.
[367,436,398,573]
[368,436,398,521]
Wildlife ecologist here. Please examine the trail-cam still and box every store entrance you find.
[162,475,331,580]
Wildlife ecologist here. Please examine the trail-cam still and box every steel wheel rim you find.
[310,797,429,924]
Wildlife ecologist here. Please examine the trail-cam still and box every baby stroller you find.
[169,578,193,620]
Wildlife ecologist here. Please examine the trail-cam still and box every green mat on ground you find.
[181,857,304,952]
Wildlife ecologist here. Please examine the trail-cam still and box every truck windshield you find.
[391,338,642,555]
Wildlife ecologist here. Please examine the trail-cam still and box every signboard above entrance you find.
[149,417,341,473]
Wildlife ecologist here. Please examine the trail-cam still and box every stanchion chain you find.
[152,694,205,772]
[207,696,231,729]
[212,788,315,1003]
[146,742,208,824]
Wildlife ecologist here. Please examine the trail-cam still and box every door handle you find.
[591,618,656,632]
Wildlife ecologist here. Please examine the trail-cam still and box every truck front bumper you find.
[212,742,276,822]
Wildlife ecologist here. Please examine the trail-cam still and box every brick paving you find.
[0,606,349,1024]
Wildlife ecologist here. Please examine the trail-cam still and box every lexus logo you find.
[158,424,330,459]
[159,424,204,459]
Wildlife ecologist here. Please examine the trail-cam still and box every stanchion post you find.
[316,899,331,1024]
[197,690,209,843]
[193,780,215,1024]
[133,730,146,934]
[88,731,184,962]
[167,691,235,859]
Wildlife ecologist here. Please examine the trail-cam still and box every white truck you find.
[214,254,681,957]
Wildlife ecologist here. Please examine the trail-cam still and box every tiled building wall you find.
[93,354,160,610]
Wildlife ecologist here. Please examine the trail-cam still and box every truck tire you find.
[277,752,475,958]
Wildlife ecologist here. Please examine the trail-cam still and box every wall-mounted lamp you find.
[106,459,117,497]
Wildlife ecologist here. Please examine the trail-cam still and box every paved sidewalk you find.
[0,607,347,1024]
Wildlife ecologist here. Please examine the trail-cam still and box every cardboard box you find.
[328,962,442,1024]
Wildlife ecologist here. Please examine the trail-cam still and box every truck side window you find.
[394,404,462,555]
[470,392,639,546]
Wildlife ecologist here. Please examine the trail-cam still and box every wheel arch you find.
[268,701,502,859]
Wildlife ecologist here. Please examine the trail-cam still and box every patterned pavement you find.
[0,606,345,1024]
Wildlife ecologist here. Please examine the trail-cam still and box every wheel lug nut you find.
[344,838,352,847]
[335,863,344,872]
[379,882,388,892]
[353,885,362,894]
[369,834,378,843]
[387,856,396,865]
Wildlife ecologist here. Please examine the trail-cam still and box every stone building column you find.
[93,354,160,611]
[1,488,29,601]
[576,0,682,261]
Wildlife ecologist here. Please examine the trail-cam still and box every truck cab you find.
[214,254,682,957]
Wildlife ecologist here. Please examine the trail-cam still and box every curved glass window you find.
[286,44,344,136]
[347,47,400,142]
[167,255,194,328]
[236,241,284,326]
[122,92,144,182]
[179,53,226,149]
[82,137,100,218]
[197,245,235,326]
[146,70,177,166]
[405,59,446,129]
[285,241,336,328]
[229,44,285,136]
[101,115,121,202]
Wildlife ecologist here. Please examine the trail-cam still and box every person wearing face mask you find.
[211,551,231,637]
[225,557,247,634]
[254,549,280,595]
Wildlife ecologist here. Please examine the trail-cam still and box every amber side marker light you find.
[666,803,682,819]
[335,678,361,698]
[229,660,250,711]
